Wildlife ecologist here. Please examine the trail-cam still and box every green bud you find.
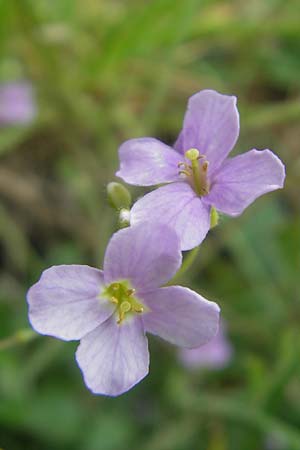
[107,182,131,211]
[210,206,219,229]
[16,328,36,343]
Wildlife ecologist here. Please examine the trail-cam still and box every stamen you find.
[177,162,190,169]
[117,301,132,324]
[202,161,209,172]
[126,289,136,296]
[111,283,119,291]
[101,280,145,325]
[183,148,210,196]
[179,169,190,177]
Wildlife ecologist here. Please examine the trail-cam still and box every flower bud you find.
[107,182,131,211]
[210,206,219,229]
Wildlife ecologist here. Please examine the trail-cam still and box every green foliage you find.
[0,0,299,449]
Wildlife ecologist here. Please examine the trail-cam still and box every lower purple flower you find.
[0,82,35,125]
[27,223,220,396]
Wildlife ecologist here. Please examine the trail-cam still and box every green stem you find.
[0,328,36,351]
[256,331,300,411]
[167,246,200,285]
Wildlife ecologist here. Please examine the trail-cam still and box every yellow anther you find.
[111,283,119,291]
[117,314,124,324]
[101,280,145,325]
[202,161,209,172]
[185,148,200,161]
[126,289,136,296]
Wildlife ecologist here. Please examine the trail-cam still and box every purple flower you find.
[178,321,232,370]
[0,82,36,125]
[116,90,285,250]
[27,223,220,396]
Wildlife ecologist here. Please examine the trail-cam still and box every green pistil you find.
[101,280,145,324]
[184,148,209,196]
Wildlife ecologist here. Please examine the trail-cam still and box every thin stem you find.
[167,246,200,285]
[0,328,36,351]
[256,331,300,411]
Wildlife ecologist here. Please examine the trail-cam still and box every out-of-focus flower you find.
[116,89,285,250]
[265,432,287,450]
[0,82,36,125]
[27,223,220,396]
[178,321,232,370]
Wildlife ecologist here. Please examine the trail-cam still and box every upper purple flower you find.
[0,82,36,125]
[27,223,220,396]
[116,90,285,250]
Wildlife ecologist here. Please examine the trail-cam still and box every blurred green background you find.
[0,0,299,449]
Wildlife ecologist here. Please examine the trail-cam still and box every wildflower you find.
[178,321,232,370]
[27,223,220,396]
[116,90,285,250]
[0,82,35,125]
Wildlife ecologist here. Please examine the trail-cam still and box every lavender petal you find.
[76,315,149,396]
[116,137,182,186]
[104,223,182,290]
[180,90,239,174]
[179,321,232,370]
[142,286,220,348]
[205,149,285,216]
[0,82,35,125]
[27,265,114,341]
[130,183,211,251]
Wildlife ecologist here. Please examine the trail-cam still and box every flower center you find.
[178,148,210,196]
[101,280,145,324]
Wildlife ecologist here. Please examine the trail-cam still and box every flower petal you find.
[116,138,182,186]
[27,265,114,341]
[130,183,211,251]
[173,131,184,153]
[179,321,232,370]
[180,90,240,173]
[76,316,149,396]
[205,149,285,216]
[142,286,220,348]
[0,82,36,125]
[104,223,182,290]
